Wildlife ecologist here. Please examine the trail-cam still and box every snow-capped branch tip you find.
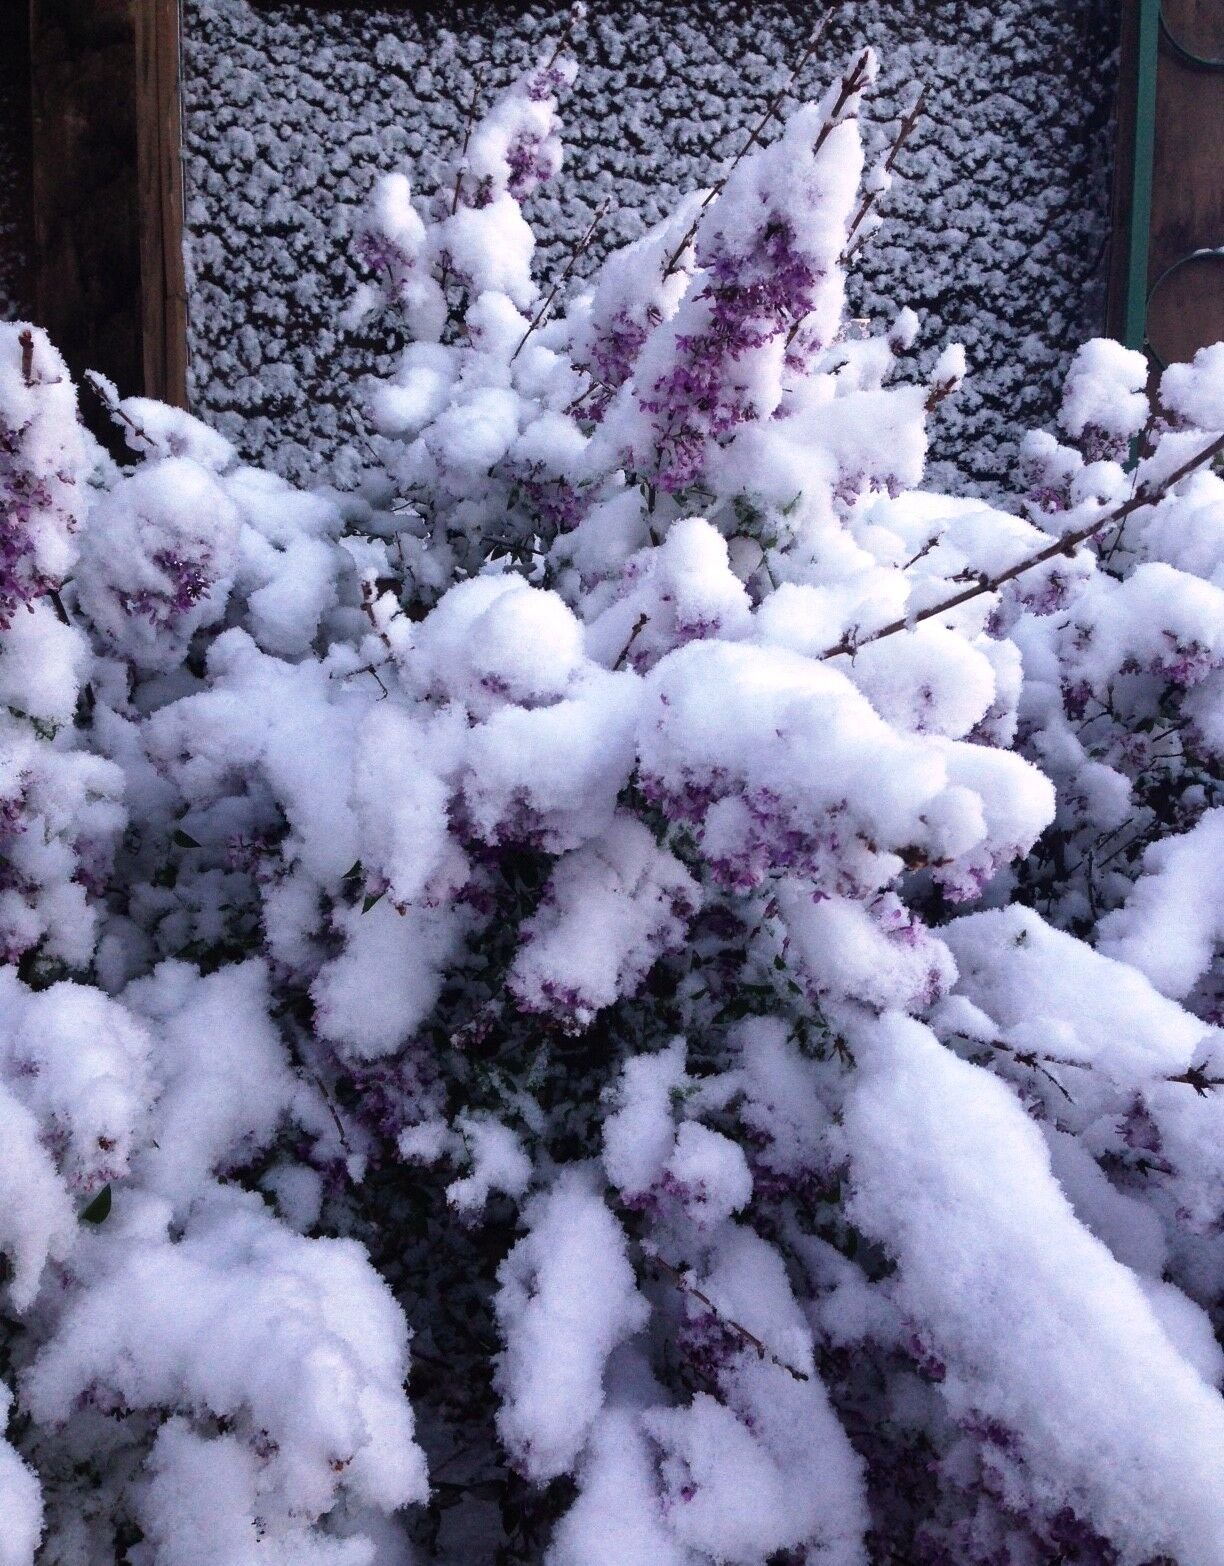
[822,427,1224,661]
[648,1249,811,1382]
[659,14,832,281]
[510,195,613,363]
[840,86,925,263]
[543,2,587,70]
[812,45,876,155]
[448,65,487,216]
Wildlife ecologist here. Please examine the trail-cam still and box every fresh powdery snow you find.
[2,20,1223,1566]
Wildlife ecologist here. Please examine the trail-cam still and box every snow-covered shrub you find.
[1,22,1223,1566]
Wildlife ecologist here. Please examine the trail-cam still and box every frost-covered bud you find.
[76,458,239,672]
[1059,338,1150,463]
[0,326,90,628]
[509,816,700,1029]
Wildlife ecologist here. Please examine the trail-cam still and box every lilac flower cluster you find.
[510,976,596,1033]
[1149,634,1217,689]
[451,54,575,213]
[505,136,556,203]
[578,307,653,425]
[0,784,26,840]
[1015,567,1073,618]
[344,1047,443,1151]
[514,468,587,537]
[674,1304,744,1389]
[0,424,63,628]
[118,549,214,628]
[637,220,821,492]
[636,767,726,831]
[639,772,871,897]
[354,228,412,288]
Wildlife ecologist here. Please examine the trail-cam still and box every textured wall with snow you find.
[182,0,1118,494]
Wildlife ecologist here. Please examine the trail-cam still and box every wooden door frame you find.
[28,0,187,406]
[135,0,188,407]
[1102,0,1221,368]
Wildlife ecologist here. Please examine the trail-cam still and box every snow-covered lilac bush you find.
[2,23,1223,1565]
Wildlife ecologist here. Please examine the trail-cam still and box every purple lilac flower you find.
[581,308,652,424]
[1150,636,1217,688]
[637,219,822,492]
[0,423,65,627]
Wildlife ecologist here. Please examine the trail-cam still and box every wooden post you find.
[1107,0,1224,366]
[1145,0,1224,368]
[28,0,187,406]
[29,0,143,396]
[135,0,188,407]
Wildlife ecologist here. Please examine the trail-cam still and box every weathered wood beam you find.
[135,0,188,406]
[1107,0,1224,366]
[1145,0,1223,368]
[28,0,187,405]
[29,0,143,395]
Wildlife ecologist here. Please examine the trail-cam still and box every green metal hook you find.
[1159,4,1224,71]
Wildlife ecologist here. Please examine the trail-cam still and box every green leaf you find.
[80,1185,112,1225]
[342,860,363,883]
[172,829,201,849]
[362,890,385,914]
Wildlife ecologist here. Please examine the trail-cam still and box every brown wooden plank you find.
[135,0,188,406]
[29,0,143,395]
[1145,0,1224,367]
[0,4,35,320]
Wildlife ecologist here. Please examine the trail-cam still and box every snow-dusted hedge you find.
[1,30,1223,1566]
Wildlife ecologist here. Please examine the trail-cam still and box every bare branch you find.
[543,2,584,71]
[840,87,925,263]
[820,431,1224,661]
[510,196,612,363]
[649,1250,811,1382]
[613,612,649,671]
[812,47,874,156]
[449,66,487,216]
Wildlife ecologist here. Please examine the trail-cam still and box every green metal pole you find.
[1124,0,1161,351]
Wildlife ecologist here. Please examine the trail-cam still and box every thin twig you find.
[613,612,649,670]
[543,3,584,71]
[650,1251,811,1382]
[820,431,1224,661]
[360,579,395,654]
[1166,1065,1224,1096]
[449,66,487,215]
[840,88,925,263]
[510,196,611,363]
[84,370,153,450]
[812,47,874,156]
[972,1035,1079,1103]
[659,17,829,281]
[1104,406,1160,564]
[299,1063,353,1156]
